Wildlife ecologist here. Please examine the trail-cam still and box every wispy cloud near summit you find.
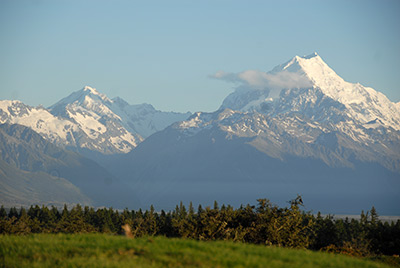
[211,70,312,96]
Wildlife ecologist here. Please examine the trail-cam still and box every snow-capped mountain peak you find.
[221,53,400,130]
[46,86,191,151]
[0,99,78,144]
[47,87,141,153]
[50,86,118,121]
[1,85,190,155]
[82,86,112,102]
[83,85,98,93]
[272,52,345,91]
[51,86,112,109]
[277,54,400,129]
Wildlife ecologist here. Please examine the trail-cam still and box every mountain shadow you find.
[0,123,140,208]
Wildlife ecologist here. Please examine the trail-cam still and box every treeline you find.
[1,196,399,257]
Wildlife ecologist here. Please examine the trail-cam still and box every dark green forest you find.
[1,196,399,258]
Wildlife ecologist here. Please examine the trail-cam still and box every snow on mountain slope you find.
[49,86,141,154]
[173,108,400,171]
[175,53,400,172]
[112,107,400,212]
[1,86,190,155]
[0,100,78,145]
[49,86,191,149]
[0,97,137,154]
[221,53,400,131]
[110,97,191,138]
[276,53,400,129]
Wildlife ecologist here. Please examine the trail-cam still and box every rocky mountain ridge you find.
[0,86,191,154]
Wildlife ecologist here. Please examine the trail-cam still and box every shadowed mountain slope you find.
[0,123,140,208]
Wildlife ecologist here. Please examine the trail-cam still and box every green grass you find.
[0,234,393,268]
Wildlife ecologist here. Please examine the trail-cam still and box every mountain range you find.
[1,52,399,214]
[108,53,400,213]
[0,89,190,207]
[0,86,190,155]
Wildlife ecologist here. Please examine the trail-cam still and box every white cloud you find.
[211,69,312,98]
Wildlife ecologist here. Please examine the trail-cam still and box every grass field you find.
[0,234,393,268]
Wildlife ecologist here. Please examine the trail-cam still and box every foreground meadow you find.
[0,234,393,268]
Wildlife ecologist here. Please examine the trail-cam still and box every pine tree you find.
[13,207,31,234]
[213,200,219,211]
[8,207,18,219]
[61,204,69,218]
[179,201,187,219]
[39,206,56,232]
[0,205,7,219]
[27,205,41,220]
[158,210,173,236]
[188,202,195,218]
[51,206,61,221]
[96,208,115,233]
[143,205,158,236]
[197,204,204,215]
[370,206,379,226]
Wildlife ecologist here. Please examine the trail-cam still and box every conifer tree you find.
[0,205,7,219]
[8,207,18,219]
[13,207,31,234]
[370,206,379,226]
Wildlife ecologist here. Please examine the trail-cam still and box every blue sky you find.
[0,0,399,112]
